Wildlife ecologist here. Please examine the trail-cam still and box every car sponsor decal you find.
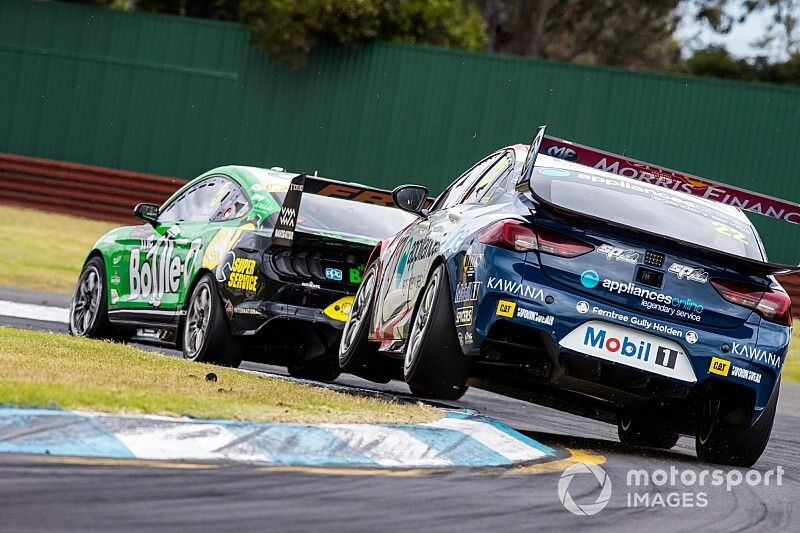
[441,228,470,255]
[325,268,343,281]
[395,236,440,283]
[349,265,365,284]
[454,281,482,303]
[730,365,762,384]
[129,234,202,307]
[580,270,600,288]
[597,244,639,264]
[496,300,516,317]
[543,145,578,161]
[455,306,473,326]
[203,224,255,281]
[731,343,782,368]
[233,307,261,315]
[462,245,482,278]
[580,303,688,340]
[709,357,731,376]
[587,274,704,322]
[559,321,697,383]
[515,306,554,326]
[323,296,354,322]
[458,330,476,347]
[227,258,258,292]
[708,357,763,383]
[487,277,545,302]
[271,174,305,246]
[668,263,709,284]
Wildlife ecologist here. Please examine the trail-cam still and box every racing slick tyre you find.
[69,256,114,339]
[403,264,469,401]
[696,380,780,467]
[618,415,680,449]
[339,263,392,383]
[182,274,243,368]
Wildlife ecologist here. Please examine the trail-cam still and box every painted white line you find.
[322,424,453,467]
[0,300,68,324]
[424,417,547,462]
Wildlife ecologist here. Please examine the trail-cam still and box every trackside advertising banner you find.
[541,136,800,225]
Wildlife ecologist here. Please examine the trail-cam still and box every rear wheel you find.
[338,263,392,383]
[695,380,779,467]
[403,264,469,401]
[182,274,243,368]
[618,415,680,449]
[69,256,113,339]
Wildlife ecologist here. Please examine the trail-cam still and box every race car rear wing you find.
[538,133,800,225]
[517,126,800,274]
[271,173,428,247]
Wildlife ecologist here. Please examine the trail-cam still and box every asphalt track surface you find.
[1,288,799,531]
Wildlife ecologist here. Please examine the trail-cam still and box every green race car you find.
[69,165,414,380]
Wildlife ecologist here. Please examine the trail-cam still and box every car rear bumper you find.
[448,248,788,418]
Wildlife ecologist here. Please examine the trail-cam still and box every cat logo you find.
[496,300,516,318]
[709,357,731,377]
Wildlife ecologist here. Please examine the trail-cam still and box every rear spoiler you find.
[271,173,422,247]
[539,134,800,225]
[519,126,800,275]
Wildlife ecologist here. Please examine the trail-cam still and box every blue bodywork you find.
[370,148,790,433]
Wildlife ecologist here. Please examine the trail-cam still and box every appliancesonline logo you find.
[581,270,704,321]
[580,270,600,288]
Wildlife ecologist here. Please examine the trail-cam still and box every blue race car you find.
[339,126,797,466]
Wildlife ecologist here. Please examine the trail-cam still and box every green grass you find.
[0,204,116,294]
[0,326,439,424]
[782,322,800,383]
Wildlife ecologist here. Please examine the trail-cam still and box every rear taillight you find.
[478,220,593,257]
[711,279,793,326]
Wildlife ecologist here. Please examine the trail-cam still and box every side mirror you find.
[134,203,159,226]
[392,185,429,216]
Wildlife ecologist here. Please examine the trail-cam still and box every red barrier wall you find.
[0,153,183,224]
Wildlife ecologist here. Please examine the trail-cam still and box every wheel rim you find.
[339,269,375,359]
[404,269,439,372]
[69,266,101,336]
[619,416,632,433]
[184,284,211,360]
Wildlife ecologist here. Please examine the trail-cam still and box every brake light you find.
[711,279,792,326]
[478,220,593,257]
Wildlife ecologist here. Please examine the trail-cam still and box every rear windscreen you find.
[530,167,764,260]
[270,192,415,242]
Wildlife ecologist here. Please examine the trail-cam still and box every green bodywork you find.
[88,166,378,313]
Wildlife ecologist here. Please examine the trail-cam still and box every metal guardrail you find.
[0,152,798,310]
[0,153,182,223]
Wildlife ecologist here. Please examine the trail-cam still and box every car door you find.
[378,153,506,340]
[113,176,233,316]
